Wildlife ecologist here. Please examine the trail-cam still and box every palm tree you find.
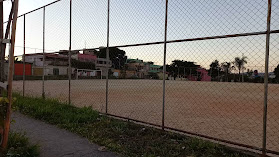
[233,56,248,82]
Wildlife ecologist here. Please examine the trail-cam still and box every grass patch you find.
[13,93,253,157]
[1,131,39,157]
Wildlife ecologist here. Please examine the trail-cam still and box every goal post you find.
[76,69,102,80]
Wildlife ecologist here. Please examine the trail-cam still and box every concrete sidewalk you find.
[11,112,118,157]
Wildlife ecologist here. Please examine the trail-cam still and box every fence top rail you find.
[12,29,279,55]
[110,30,279,48]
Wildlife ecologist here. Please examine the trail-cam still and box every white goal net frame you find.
[76,69,102,80]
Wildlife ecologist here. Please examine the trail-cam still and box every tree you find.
[221,62,232,82]
[97,47,127,70]
[209,60,221,81]
[274,64,279,83]
[166,60,198,80]
[233,56,248,82]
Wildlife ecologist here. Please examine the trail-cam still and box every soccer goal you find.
[76,69,102,80]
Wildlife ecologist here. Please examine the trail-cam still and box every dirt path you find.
[11,112,118,157]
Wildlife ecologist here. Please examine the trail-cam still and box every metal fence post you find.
[262,0,272,156]
[162,0,168,130]
[105,0,110,114]
[42,7,45,98]
[68,0,72,104]
[23,14,25,97]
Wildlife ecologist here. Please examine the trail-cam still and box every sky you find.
[3,0,279,72]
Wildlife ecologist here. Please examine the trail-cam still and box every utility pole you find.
[1,0,19,150]
[0,1,13,93]
[0,0,4,149]
[0,0,3,97]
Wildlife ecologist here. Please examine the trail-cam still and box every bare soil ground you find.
[12,80,279,152]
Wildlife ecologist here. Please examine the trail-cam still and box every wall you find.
[33,66,68,76]
[78,54,97,63]
[45,66,68,75]
[14,63,32,76]
[158,72,168,80]
[25,55,44,66]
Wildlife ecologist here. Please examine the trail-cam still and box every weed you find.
[0,131,39,157]
[13,93,253,157]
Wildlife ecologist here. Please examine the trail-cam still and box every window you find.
[53,68,59,75]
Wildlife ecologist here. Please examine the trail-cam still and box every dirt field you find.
[12,80,279,152]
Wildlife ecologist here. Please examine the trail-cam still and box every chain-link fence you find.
[5,0,279,156]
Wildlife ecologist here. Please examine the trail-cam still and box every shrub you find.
[2,132,39,157]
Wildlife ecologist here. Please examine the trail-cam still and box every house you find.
[143,62,162,79]
[125,58,145,78]
[24,49,113,77]
[95,58,112,76]
[74,49,112,76]
[77,53,97,62]
[24,53,69,76]
[25,53,69,66]
[123,59,164,79]
[83,49,98,55]
[149,64,161,73]
[112,58,145,78]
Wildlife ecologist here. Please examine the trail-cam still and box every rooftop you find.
[127,58,143,63]
[149,64,162,68]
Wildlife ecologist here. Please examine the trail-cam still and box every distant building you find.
[76,53,97,62]
[149,64,161,73]
[144,63,162,79]
[187,67,211,81]
[23,49,112,77]
[252,71,276,79]
[126,58,145,78]
[24,53,69,76]
[25,53,68,67]
[77,49,112,76]
[121,58,163,79]
[83,49,98,55]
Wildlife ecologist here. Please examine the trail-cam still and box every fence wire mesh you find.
[26,10,44,98]
[165,36,266,149]
[110,0,165,45]
[5,0,279,155]
[44,0,70,103]
[71,0,108,110]
[108,44,164,125]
